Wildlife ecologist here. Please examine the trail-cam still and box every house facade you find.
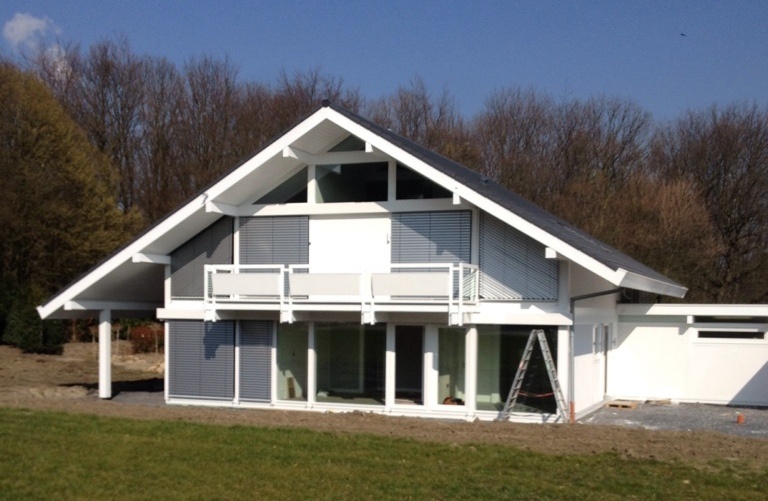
[38,102,767,422]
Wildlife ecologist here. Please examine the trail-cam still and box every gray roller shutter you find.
[391,211,471,264]
[168,320,235,400]
[171,217,233,298]
[239,320,273,402]
[239,216,309,265]
[478,212,558,300]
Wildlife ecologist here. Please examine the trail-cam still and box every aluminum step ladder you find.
[500,329,568,421]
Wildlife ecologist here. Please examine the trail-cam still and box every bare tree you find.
[650,104,768,302]
[473,87,555,200]
[176,55,243,196]
[367,77,479,167]
[136,57,186,221]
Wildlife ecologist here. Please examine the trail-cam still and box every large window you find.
[395,325,424,404]
[438,328,466,406]
[276,323,308,401]
[476,326,557,414]
[315,322,386,404]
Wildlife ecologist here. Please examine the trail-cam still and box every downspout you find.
[568,288,622,423]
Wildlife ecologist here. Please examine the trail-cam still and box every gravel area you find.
[584,401,768,438]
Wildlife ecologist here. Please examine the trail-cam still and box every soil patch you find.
[1,343,767,468]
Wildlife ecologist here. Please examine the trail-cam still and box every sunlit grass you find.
[0,408,766,500]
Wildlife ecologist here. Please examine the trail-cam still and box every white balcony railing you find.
[203,263,479,325]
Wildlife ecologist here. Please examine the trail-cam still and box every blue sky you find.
[2,1,766,121]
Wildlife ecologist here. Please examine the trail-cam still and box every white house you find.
[37,102,768,422]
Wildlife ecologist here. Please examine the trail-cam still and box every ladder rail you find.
[536,330,568,417]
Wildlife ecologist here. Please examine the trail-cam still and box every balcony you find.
[203,263,479,325]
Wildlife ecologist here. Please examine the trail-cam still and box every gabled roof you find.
[38,102,686,319]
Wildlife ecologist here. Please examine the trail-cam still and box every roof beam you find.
[131,253,171,265]
[64,300,162,312]
[282,145,387,165]
[205,200,239,216]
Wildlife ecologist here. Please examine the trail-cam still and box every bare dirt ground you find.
[1,342,767,468]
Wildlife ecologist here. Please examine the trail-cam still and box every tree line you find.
[1,37,766,350]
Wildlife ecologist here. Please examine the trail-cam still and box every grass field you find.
[1,408,766,500]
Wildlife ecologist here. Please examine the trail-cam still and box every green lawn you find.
[0,408,765,500]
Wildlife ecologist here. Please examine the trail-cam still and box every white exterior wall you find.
[611,320,689,401]
[569,265,618,416]
[613,305,768,406]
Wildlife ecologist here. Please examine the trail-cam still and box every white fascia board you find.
[617,304,768,317]
[613,268,688,298]
[38,191,212,319]
[323,110,629,289]
[38,109,338,320]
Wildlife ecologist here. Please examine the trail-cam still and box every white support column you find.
[464,325,478,417]
[385,323,396,410]
[234,320,241,404]
[307,165,317,204]
[307,321,316,407]
[98,309,112,399]
[423,326,438,410]
[164,321,169,402]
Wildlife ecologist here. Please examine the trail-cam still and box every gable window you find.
[255,167,308,204]
[316,162,388,203]
[396,163,451,200]
[329,135,366,152]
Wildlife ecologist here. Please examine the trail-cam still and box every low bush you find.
[130,324,163,353]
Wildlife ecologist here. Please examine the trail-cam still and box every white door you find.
[309,215,390,272]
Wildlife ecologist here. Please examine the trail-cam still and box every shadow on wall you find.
[732,361,768,407]
[203,323,228,360]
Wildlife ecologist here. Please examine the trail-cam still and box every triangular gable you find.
[38,102,686,319]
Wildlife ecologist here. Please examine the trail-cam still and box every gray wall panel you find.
[170,217,233,298]
[168,320,235,399]
[391,211,471,264]
[239,216,309,265]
